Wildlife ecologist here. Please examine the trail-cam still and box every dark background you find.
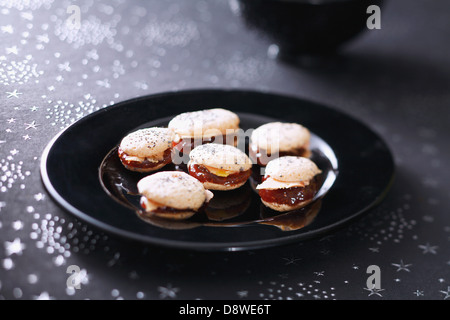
[0,0,449,300]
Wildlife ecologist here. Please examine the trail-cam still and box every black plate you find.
[40,89,395,251]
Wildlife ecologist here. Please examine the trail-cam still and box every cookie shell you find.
[137,171,209,210]
[261,198,314,212]
[168,108,240,138]
[261,156,321,186]
[250,122,310,154]
[200,180,248,191]
[189,143,252,173]
[120,128,174,159]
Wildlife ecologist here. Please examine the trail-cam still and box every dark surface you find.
[236,0,383,55]
[0,0,449,300]
[42,90,393,251]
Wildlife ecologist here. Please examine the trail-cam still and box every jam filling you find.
[189,164,251,187]
[258,176,320,206]
[250,146,309,166]
[118,147,172,169]
[172,133,238,154]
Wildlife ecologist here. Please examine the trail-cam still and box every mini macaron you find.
[168,108,240,153]
[250,122,311,166]
[256,156,322,212]
[137,171,214,220]
[118,127,174,172]
[188,143,253,191]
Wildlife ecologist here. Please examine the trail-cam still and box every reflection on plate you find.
[41,89,394,251]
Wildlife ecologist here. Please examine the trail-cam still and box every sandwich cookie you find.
[118,127,174,172]
[250,122,311,166]
[256,156,322,212]
[168,108,240,154]
[188,143,253,191]
[137,171,214,220]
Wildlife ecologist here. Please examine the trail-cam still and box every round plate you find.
[40,89,395,251]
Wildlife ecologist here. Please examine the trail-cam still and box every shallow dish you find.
[41,89,394,251]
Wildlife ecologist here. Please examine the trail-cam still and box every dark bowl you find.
[232,0,383,56]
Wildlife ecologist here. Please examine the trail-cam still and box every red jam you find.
[118,147,172,170]
[258,176,320,206]
[189,164,251,187]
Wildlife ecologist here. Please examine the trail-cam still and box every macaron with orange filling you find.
[188,143,253,191]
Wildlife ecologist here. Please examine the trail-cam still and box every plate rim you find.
[40,88,396,251]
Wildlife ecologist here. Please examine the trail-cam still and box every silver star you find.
[237,290,248,298]
[413,290,424,297]
[1,25,14,34]
[418,243,438,254]
[283,257,301,265]
[6,89,22,98]
[10,149,19,155]
[96,79,111,88]
[369,247,380,253]
[6,46,18,55]
[4,238,25,256]
[21,12,33,21]
[314,271,325,276]
[158,284,179,299]
[75,268,89,286]
[58,62,71,72]
[364,285,385,297]
[23,135,31,140]
[391,260,412,272]
[440,287,450,300]
[36,34,49,44]
[25,121,38,130]
[7,118,16,123]
[86,49,99,60]
[30,106,38,111]
[34,193,45,201]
